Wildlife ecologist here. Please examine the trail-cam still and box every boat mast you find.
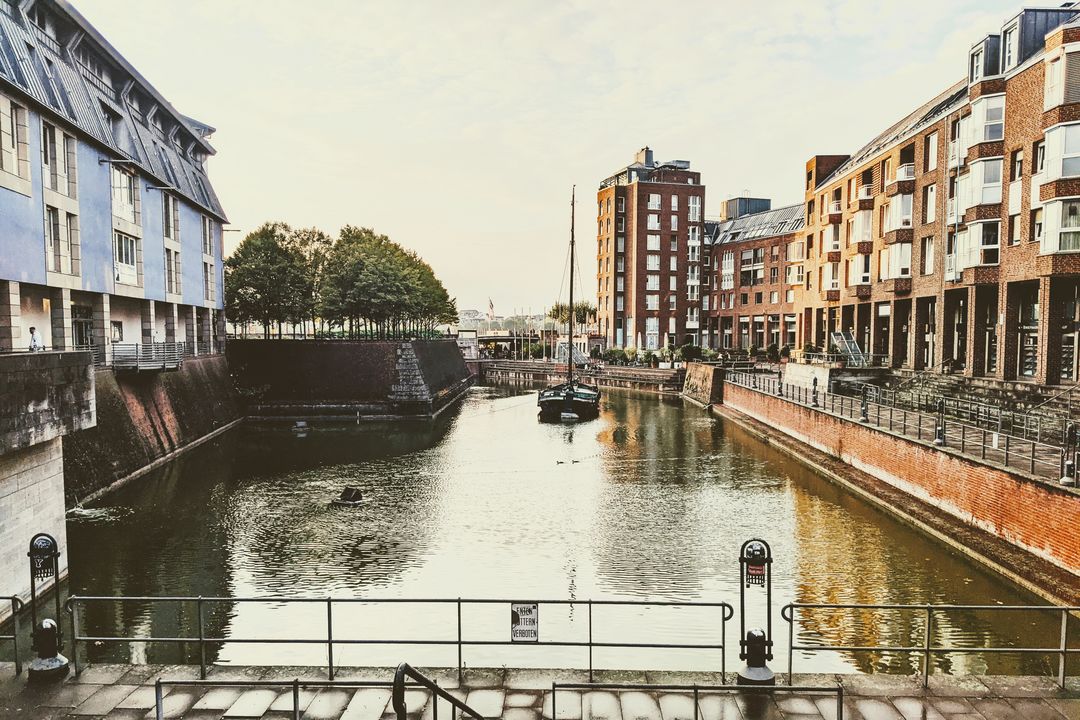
[568,186,575,386]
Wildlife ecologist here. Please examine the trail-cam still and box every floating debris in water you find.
[66,506,133,523]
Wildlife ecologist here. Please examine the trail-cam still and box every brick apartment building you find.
[795,4,1080,385]
[596,148,705,351]
[702,202,805,351]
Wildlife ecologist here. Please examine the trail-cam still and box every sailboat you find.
[538,187,601,422]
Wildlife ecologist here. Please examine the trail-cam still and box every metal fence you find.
[112,342,186,371]
[0,596,22,675]
[65,595,734,681]
[782,603,1080,688]
[726,370,1069,480]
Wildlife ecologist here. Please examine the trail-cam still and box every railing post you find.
[982,428,987,459]
[457,598,463,684]
[922,606,933,688]
[1030,441,1036,475]
[70,598,79,676]
[1004,435,1010,466]
[960,424,965,453]
[12,598,20,676]
[693,685,699,720]
[327,597,335,680]
[293,678,301,720]
[434,680,439,720]
[836,685,844,720]
[155,678,164,720]
[197,596,206,679]
[1059,609,1069,690]
[587,600,593,683]
[551,681,557,720]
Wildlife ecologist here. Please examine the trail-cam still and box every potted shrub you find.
[643,350,657,368]
[624,346,637,365]
[657,346,673,369]
[766,343,780,363]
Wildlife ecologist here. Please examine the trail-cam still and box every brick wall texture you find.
[722,382,1080,575]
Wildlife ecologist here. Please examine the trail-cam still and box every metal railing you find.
[65,595,734,681]
[727,370,1068,479]
[394,663,484,720]
[782,603,1080,689]
[552,681,844,720]
[112,342,185,371]
[1,596,23,675]
[151,674,445,720]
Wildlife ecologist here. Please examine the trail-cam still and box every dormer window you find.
[1003,25,1018,72]
[971,48,984,83]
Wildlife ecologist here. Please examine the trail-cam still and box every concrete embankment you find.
[227,339,473,421]
[63,354,240,505]
[682,362,1080,604]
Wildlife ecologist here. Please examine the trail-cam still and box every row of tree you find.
[225,223,458,339]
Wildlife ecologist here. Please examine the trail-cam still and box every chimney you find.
[634,146,654,167]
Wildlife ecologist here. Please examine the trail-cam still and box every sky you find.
[75,0,1022,315]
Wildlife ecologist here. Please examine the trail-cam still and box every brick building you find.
[596,147,705,351]
[702,202,805,351]
[796,4,1080,385]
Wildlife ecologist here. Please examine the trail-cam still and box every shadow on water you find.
[53,384,1079,675]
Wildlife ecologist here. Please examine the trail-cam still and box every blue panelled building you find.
[0,0,226,363]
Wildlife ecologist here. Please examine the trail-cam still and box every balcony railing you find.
[894,163,916,181]
[828,200,842,214]
[858,186,874,200]
[112,342,185,372]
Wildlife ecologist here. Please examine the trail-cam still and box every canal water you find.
[64,385,1077,676]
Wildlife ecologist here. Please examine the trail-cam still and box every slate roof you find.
[705,203,804,247]
[0,0,226,220]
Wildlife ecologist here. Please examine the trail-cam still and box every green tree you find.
[225,222,309,338]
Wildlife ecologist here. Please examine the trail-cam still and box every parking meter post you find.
[737,538,775,686]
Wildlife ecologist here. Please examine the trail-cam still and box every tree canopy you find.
[226,223,457,339]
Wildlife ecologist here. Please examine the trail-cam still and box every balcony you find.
[685,318,700,330]
[857,186,875,210]
[944,254,959,281]
[883,219,913,245]
[885,167,915,196]
[112,342,185,372]
[948,141,963,169]
[883,277,912,293]
[946,197,960,223]
[961,264,1000,285]
[827,201,843,224]
[847,284,872,299]
[826,250,842,263]
[821,289,840,302]
[856,240,874,255]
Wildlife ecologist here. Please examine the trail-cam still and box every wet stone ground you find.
[0,665,1078,720]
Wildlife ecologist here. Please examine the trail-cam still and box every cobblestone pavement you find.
[0,664,1078,720]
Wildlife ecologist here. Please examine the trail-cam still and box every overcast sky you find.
[77,0,1020,315]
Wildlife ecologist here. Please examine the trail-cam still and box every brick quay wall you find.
[685,362,1080,595]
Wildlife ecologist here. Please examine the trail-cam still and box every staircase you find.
[829,331,870,367]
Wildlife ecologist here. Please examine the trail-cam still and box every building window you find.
[669,255,677,271]
[616,236,624,253]
[165,248,181,294]
[1011,149,1024,181]
[111,321,124,342]
[668,294,676,310]
[978,159,1003,204]
[923,184,936,223]
[648,214,660,230]
[1032,208,1044,243]
[921,236,935,275]
[669,275,677,290]
[0,94,27,178]
[646,274,659,290]
[203,261,215,302]
[615,216,624,232]
[111,166,138,223]
[670,214,678,230]
[925,132,938,171]
[982,96,1004,142]
[616,197,625,212]
[647,254,660,271]
[647,234,660,251]
[971,48,984,82]
[647,193,660,210]
[1003,25,1017,71]
[45,205,61,272]
[1063,125,1080,177]
[645,317,659,350]
[688,196,701,221]
[770,291,779,304]
[979,222,1000,264]
[113,231,138,285]
[646,295,659,311]
[670,195,679,211]
[1036,140,1046,173]
[1009,214,1021,245]
[1060,200,1080,251]
[164,194,179,241]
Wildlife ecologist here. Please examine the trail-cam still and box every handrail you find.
[782,602,1080,689]
[552,681,844,720]
[893,359,952,392]
[153,676,428,720]
[1,596,23,675]
[394,663,484,720]
[1028,382,1080,414]
[65,595,734,681]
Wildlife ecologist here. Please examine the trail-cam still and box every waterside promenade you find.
[2,664,1079,720]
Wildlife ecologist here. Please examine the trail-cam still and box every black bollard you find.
[737,629,775,685]
[26,534,69,683]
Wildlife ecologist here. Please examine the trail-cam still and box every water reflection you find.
[60,384,1074,674]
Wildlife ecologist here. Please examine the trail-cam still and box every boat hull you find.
[537,382,601,421]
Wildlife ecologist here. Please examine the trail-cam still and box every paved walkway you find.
[1,665,1078,720]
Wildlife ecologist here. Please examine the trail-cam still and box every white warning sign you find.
[511,602,538,643]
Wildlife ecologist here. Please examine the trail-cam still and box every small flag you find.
[487,298,495,321]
